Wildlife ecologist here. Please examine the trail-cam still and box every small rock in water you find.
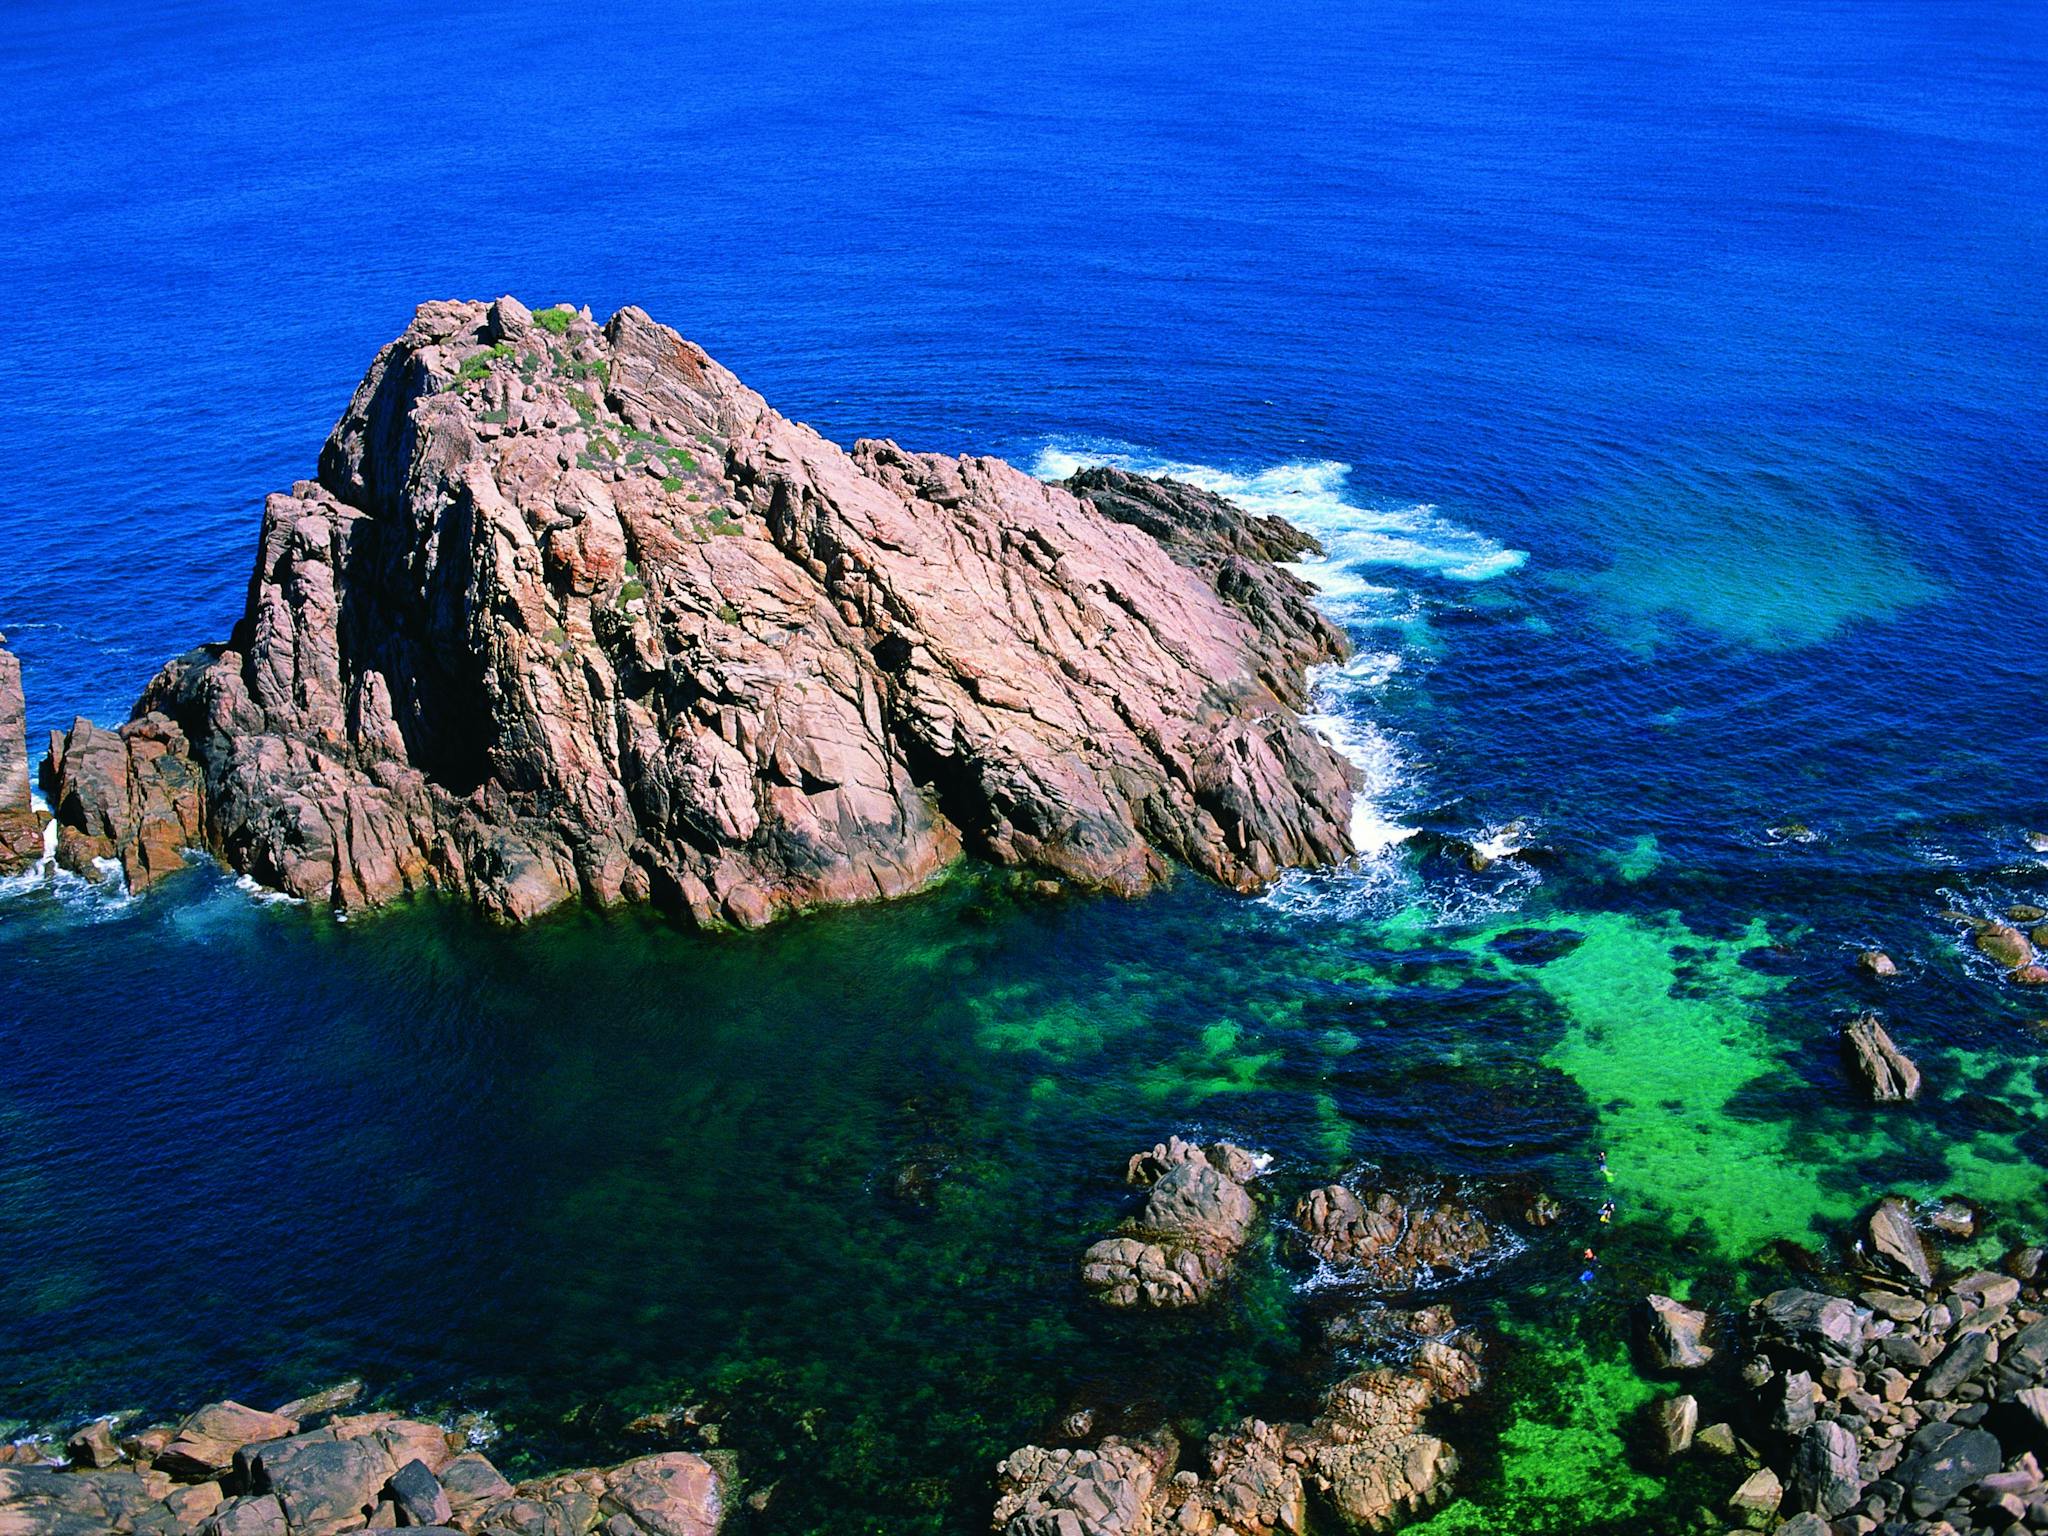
[1865,1197,1935,1288]
[1976,922,2036,970]
[1843,1013,1921,1103]
[2010,904,2048,923]
[2014,963,2048,986]
[1857,949,1899,978]
[1925,1197,1977,1239]
[2028,830,2048,854]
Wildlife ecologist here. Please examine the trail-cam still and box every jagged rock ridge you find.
[40,298,1356,923]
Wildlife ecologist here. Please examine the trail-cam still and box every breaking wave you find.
[1034,441,1529,922]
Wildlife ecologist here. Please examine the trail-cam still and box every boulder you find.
[1653,1395,1697,1457]
[1866,1197,1934,1288]
[1857,949,1898,978]
[158,1403,301,1481]
[1842,1013,1920,1102]
[1771,1370,1818,1435]
[1918,1328,1995,1399]
[1642,1294,1715,1371]
[274,1383,366,1426]
[1786,1420,1862,1516]
[387,1461,451,1528]
[1726,1466,1782,1527]
[1950,1270,2020,1312]
[1081,1142,1262,1309]
[237,1433,393,1536]
[992,1435,1174,1536]
[436,1454,512,1525]
[1895,1421,2000,1518]
[1292,1183,1493,1288]
[40,302,1358,924]
[199,1493,288,1536]
[1977,923,2036,970]
[996,1326,1483,1535]
[472,1452,723,1536]
[0,639,43,875]
[1751,1290,1871,1367]
[64,1419,123,1469]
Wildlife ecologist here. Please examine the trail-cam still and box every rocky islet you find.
[26,298,1356,926]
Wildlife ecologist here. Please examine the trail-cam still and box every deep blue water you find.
[3,2,2047,1532]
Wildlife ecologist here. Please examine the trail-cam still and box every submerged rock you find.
[1291,1184,1492,1289]
[0,638,46,875]
[1080,1138,1263,1309]
[1842,1012,1921,1102]
[39,301,1355,923]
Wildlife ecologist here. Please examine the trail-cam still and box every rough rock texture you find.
[41,299,1355,923]
[1866,1196,1935,1288]
[1664,1204,2048,1536]
[0,1385,724,1536]
[994,1317,1483,1535]
[1080,1138,1264,1309]
[1843,1012,1921,1103]
[0,638,47,874]
[1291,1185,1493,1289]
[1642,1294,1716,1371]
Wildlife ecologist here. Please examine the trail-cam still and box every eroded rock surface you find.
[41,299,1355,923]
[0,1385,725,1536]
[1843,1012,1921,1103]
[1081,1138,1265,1309]
[993,1313,1483,1535]
[1291,1184,1493,1290]
[0,639,47,874]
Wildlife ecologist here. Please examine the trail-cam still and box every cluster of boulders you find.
[993,1307,1483,1536]
[26,298,1357,925]
[1640,1196,2048,1535]
[1078,1142,1500,1315]
[1292,1185,1493,1290]
[0,1382,724,1536]
[0,639,47,875]
[1959,914,2048,988]
[1014,1144,1511,1534]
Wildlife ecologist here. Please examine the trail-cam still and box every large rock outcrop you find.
[0,638,46,874]
[39,299,1356,923]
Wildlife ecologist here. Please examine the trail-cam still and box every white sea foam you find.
[1036,440,1530,924]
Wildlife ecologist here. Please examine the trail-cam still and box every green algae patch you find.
[1487,910,1861,1257]
[1610,835,1661,884]
[1408,1318,1666,1536]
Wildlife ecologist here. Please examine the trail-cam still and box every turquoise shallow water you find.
[3,0,2048,1530]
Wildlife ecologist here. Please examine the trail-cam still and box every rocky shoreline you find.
[3,299,1358,924]
[0,1383,725,1536]
[1632,1198,2048,1536]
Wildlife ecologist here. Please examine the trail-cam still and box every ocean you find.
[2,0,2046,1530]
